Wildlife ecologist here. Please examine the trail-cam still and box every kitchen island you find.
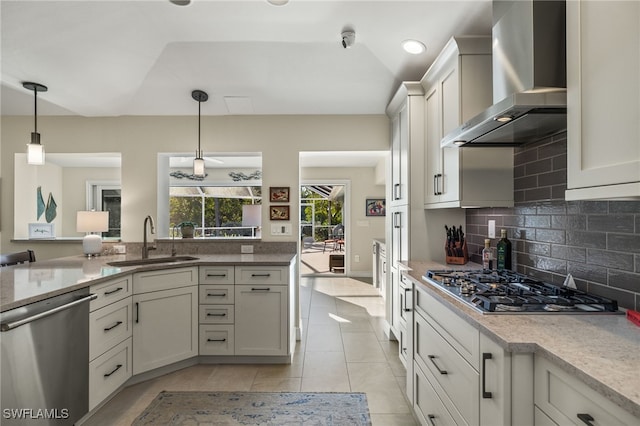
[400,260,640,423]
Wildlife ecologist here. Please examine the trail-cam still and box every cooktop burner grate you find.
[423,269,619,314]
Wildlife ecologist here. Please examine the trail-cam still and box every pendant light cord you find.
[33,88,38,134]
[197,99,201,156]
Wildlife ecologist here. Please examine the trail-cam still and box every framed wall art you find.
[29,223,55,239]
[365,199,386,217]
[269,187,290,202]
[270,205,290,221]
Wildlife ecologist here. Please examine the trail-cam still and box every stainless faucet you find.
[142,215,156,259]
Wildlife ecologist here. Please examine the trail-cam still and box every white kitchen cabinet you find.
[565,0,640,200]
[388,205,408,340]
[132,268,198,375]
[234,284,288,356]
[398,273,414,404]
[390,109,409,206]
[534,355,638,425]
[422,36,514,209]
[88,275,133,411]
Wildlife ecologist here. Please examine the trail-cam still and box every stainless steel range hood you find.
[442,0,567,148]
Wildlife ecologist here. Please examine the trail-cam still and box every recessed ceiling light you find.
[267,0,289,6]
[402,39,426,55]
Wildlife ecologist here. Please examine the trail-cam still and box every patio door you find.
[299,183,347,276]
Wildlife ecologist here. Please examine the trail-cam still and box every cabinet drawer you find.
[535,356,638,426]
[199,266,234,285]
[89,296,132,361]
[199,325,234,356]
[133,266,197,294]
[415,310,479,425]
[199,305,234,324]
[199,285,234,304]
[414,362,459,426]
[236,266,287,285]
[415,285,479,369]
[89,337,132,411]
[90,275,132,312]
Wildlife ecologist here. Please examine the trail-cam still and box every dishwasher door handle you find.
[1,293,97,332]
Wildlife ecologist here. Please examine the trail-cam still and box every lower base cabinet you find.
[234,285,288,356]
[534,356,638,426]
[88,338,132,411]
[414,361,458,426]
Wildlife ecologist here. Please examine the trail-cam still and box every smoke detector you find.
[341,31,356,49]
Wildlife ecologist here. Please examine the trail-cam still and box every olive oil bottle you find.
[496,229,512,271]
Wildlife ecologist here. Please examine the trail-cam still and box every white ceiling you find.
[1,0,491,117]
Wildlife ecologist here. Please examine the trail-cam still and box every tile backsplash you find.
[465,134,640,310]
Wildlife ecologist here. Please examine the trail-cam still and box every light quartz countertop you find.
[0,253,296,313]
[401,260,640,418]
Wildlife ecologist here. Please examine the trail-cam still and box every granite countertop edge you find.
[400,259,640,419]
[1,253,296,313]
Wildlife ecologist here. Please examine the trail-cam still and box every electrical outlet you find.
[355,255,360,262]
[241,245,254,254]
[488,220,496,238]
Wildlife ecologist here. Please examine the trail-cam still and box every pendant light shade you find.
[192,89,209,177]
[23,82,48,165]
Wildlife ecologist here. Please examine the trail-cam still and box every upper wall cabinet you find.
[422,36,514,209]
[565,0,640,200]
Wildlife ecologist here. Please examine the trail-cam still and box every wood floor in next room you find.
[84,276,417,426]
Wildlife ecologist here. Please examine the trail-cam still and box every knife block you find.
[445,240,468,265]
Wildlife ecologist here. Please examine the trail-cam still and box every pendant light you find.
[192,89,208,177]
[23,81,48,165]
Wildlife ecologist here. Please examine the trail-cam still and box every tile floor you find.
[83,276,418,425]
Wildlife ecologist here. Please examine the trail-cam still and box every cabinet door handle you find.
[427,414,437,426]
[206,312,227,317]
[104,287,123,296]
[482,352,493,399]
[207,338,227,342]
[103,321,123,332]
[577,414,595,426]
[394,183,401,200]
[435,173,443,195]
[135,302,139,323]
[393,212,401,229]
[403,287,412,312]
[251,273,271,277]
[104,364,123,378]
[428,355,448,375]
[207,273,227,277]
[433,174,438,196]
[251,287,271,291]
[206,293,227,297]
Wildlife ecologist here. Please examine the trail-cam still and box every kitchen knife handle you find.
[428,355,447,375]
[577,414,595,426]
[482,352,493,399]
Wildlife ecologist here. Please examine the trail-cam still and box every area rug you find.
[132,391,371,425]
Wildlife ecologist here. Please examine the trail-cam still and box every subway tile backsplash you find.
[465,134,640,310]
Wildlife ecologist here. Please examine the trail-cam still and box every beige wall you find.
[301,165,386,275]
[1,115,389,259]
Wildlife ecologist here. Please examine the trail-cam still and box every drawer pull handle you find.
[427,414,436,426]
[251,273,271,277]
[207,338,227,342]
[206,293,227,297]
[482,352,493,399]
[403,287,412,312]
[104,364,123,378]
[251,288,271,291]
[206,313,227,317]
[577,414,595,426]
[207,273,227,277]
[135,302,139,323]
[428,355,447,375]
[104,321,123,332]
[104,287,123,296]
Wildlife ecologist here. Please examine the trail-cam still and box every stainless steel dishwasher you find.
[1,288,96,425]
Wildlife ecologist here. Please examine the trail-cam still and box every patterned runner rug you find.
[132,391,371,425]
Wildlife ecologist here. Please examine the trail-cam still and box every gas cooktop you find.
[422,269,620,314]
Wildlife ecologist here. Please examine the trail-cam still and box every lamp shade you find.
[27,139,45,165]
[77,211,109,256]
[242,205,262,227]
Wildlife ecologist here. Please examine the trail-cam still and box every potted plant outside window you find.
[178,221,197,239]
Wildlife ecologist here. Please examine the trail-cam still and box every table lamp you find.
[77,211,109,257]
[242,205,261,238]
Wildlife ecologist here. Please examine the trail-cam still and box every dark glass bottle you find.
[496,229,512,271]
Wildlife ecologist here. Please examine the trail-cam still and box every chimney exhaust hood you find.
[442,0,567,148]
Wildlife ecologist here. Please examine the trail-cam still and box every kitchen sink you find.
[107,256,199,267]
